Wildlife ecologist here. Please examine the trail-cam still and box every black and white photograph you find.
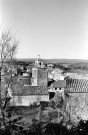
[0,0,88,134]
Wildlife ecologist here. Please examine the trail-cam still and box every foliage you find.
[29,102,38,109]
[68,63,88,71]
[53,63,71,72]
[0,29,18,129]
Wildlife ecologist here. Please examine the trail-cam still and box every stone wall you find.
[50,89,88,125]
[65,78,88,124]
[10,95,49,106]
[32,68,37,86]
[66,93,88,125]
[32,68,48,86]
[37,69,48,86]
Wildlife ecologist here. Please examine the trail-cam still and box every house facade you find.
[10,86,49,106]
[48,80,66,99]
[65,78,88,122]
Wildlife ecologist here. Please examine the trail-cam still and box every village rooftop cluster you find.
[1,56,88,107]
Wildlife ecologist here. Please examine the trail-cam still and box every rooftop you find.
[12,85,48,96]
[51,80,66,88]
[66,78,88,93]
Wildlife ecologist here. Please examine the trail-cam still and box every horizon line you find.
[15,57,88,60]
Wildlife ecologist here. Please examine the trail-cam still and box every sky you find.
[1,0,88,59]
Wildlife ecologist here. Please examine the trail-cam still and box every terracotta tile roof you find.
[18,76,31,85]
[12,85,48,96]
[66,78,88,93]
[51,80,66,88]
[3,75,18,85]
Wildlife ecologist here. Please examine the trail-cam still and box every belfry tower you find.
[35,55,43,68]
[32,55,48,86]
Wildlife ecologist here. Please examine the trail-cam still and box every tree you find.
[0,29,18,129]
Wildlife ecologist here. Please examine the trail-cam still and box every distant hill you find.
[16,58,88,64]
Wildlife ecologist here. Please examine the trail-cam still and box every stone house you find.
[65,78,88,123]
[10,85,49,106]
[48,80,66,99]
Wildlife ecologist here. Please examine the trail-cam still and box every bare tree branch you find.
[0,29,18,129]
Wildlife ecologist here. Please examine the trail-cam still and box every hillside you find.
[16,58,88,64]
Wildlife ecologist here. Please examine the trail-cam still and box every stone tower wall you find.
[32,68,38,86]
[37,69,48,86]
[32,68,48,86]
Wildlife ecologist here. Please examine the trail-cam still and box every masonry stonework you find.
[37,69,48,86]
[68,93,88,124]
[32,68,48,86]
[10,95,49,106]
[65,79,88,125]
[32,68,38,86]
